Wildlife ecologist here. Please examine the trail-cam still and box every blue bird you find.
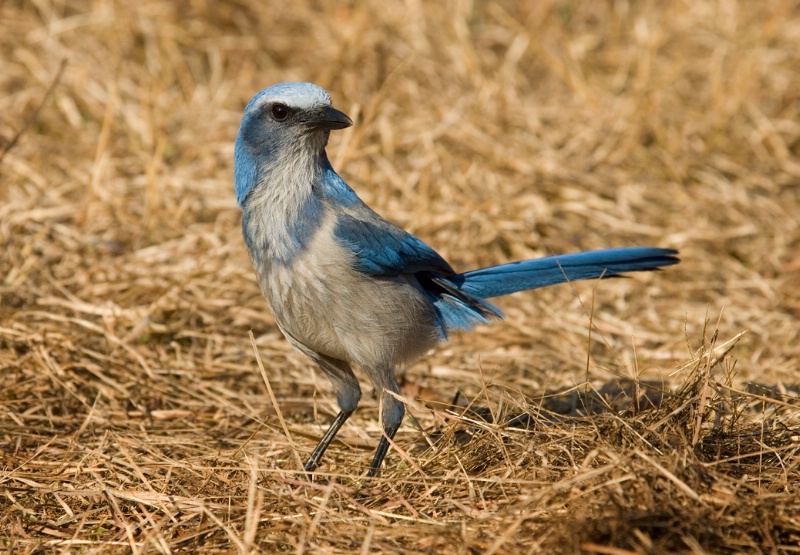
[234,82,679,477]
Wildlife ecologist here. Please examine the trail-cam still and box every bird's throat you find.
[242,146,326,266]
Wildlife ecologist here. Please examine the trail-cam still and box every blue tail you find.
[455,247,679,298]
[425,247,679,336]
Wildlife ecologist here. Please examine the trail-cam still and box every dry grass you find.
[2,1,800,553]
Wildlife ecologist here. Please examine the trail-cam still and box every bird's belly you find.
[261,245,439,370]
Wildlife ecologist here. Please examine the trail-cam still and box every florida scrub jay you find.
[234,82,678,477]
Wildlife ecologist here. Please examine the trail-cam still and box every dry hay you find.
[2,1,800,553]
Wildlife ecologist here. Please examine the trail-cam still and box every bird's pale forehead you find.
[247,82,332,113]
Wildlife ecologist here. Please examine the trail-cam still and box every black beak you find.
[309,105,353,130]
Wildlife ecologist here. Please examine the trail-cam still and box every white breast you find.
[261,212,440,372]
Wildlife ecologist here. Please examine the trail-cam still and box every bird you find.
[234,82,679,478]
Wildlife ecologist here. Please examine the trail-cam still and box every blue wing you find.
[330,200,501,339]
[333,210,454,277]
[322,166,454,277]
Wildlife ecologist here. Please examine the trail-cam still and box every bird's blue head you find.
[234,82,353,209]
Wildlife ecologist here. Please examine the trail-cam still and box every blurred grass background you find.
[1,1,799,553]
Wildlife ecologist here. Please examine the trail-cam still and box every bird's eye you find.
[270,103,290,121]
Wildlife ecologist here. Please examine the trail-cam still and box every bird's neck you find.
[242,143,328,266]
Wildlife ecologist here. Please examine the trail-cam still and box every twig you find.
[0,59,67,164]
[249,331,305,472]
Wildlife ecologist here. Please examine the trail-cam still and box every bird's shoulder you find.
[319,170,454,277]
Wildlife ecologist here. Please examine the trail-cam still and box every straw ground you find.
[2,1,799,553]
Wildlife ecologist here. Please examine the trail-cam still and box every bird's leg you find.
[366,423,400,478]
[304,409,353,476]
[288,349,360,478]
[364,384,405,478]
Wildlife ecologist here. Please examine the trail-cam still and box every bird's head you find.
[234,83,352,208]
